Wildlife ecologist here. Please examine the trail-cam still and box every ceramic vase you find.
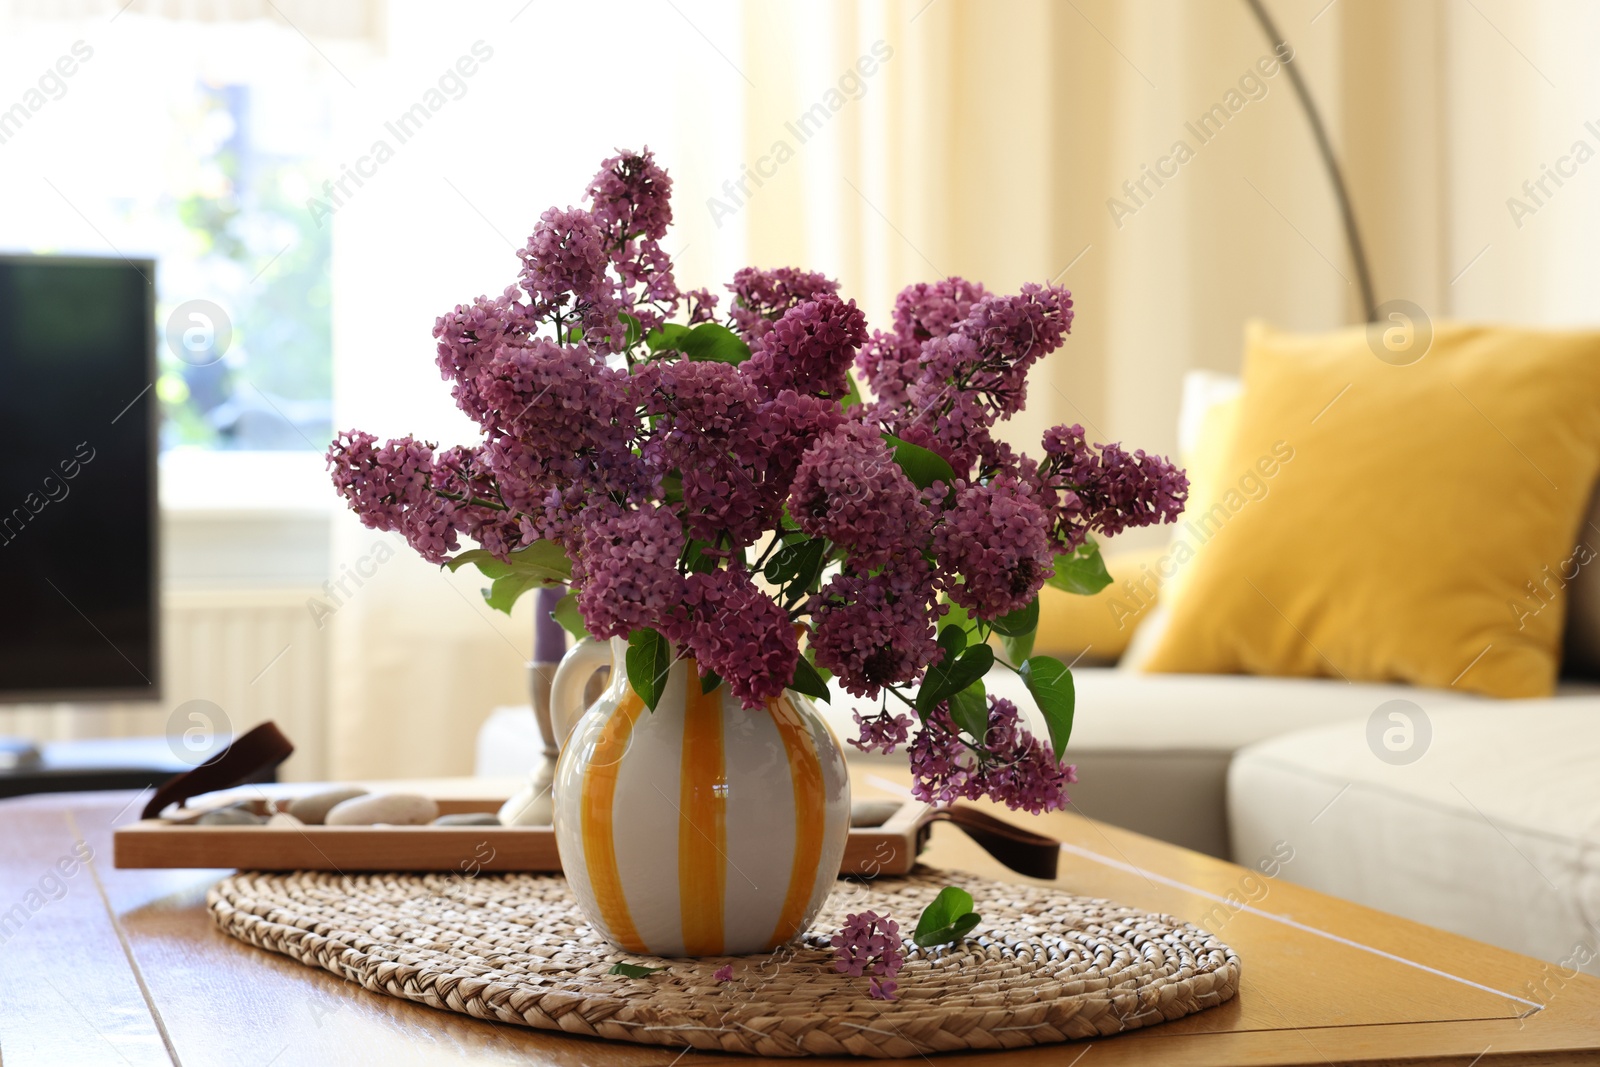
[550,637,850,956]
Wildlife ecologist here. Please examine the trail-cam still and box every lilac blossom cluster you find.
[831,910,905,1001]
[326,149,1188,825]
[908,698,1078,814]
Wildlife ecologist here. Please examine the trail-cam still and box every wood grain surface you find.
[2,771,1596,1066]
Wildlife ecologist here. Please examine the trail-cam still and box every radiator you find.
[0,587,330,782]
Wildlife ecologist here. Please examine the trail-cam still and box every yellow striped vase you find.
[550,637,851,957]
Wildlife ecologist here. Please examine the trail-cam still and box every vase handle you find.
[549,637,612,752]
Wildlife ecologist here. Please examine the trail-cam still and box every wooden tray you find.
[113,795,933,877]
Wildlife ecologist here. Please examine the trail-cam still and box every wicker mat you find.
[208,868,1239,1058]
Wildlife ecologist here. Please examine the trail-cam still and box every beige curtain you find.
[740,0,1406,469]
[327,0,1600,777]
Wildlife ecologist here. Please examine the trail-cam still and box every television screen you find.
[0,255,159,702]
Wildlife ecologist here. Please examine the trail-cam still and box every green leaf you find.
[916,911,980,948]
[681,539,719,574]
[999,628,1036,669]
[990,597,1039,668]
[608,962,668,978]
[484,572,541,615]
[452,543,573,614]
[915,885,973,934]
[842,371,864,409]
[916,644,994,715]
[763,536,824,585]
[947,680,989,743]
[942,597,971,632]
[913,886,982,948]
[987,597,1039,638]
[766,537,827,608]
[700,669,722,695]
[626,628,673,712]
[883,434,957,491]
[551,592,589,640]
[644,322,691,353]
[681,322,752,364]
[445,549,512,578]
[936,623,967,661]
[506,541,574,581]
[803,647,834,685]
[662,472,684,506]
[619,311,643,349]
[1020,655,1076,764]
[1046,539,1112,596]
[789,654,831,704]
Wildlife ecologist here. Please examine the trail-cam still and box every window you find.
[0,12,354,452]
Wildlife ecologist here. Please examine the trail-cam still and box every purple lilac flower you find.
[517,206,620,345]
[856,277,989,415]
[674,568,798,709]
[741,295,868,400]
[471,338,645,543]
[849,709,914,755]
[859,283,1074,476]
[683,286,720,324]
[908,697,1076,815]
[726,266,839,343]
[586,147,673,242]
[327,432,461,565]
[633,359,774,547]
[581,148,683,338]
[1037,424,1188,550]
[571,505,686,641]
[831,911,904,1001]
[789,422,932,571]
[809,561,943,699]
[712,964,734,982]
[477,337,633,449]
[960,283,1074,404]
[431,445,525,559]
[750,389,846,498]
[433,286,534,425]
[893,276,992,344]
[932,475,1055,619]
[611,237,679,325]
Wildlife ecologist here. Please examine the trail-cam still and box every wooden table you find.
[3,775,1598,1066]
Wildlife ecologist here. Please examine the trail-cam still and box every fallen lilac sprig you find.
[831,910,904,1001]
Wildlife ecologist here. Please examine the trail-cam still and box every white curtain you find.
[324,0,747,777]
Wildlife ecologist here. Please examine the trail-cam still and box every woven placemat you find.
[208,868,1239,1058]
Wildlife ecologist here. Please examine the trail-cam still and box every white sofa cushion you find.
[1228,700,1600,974]
[823,667,1498,754]
[817,668,1502,857]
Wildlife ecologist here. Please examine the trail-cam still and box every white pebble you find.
[326,793,440,826]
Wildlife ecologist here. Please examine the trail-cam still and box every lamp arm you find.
[1244,0,1379,323]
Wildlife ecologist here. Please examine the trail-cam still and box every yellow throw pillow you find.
[1034,546,1169,664]
[1143,320,1600,698]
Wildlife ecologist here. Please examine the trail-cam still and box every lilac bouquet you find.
[328,149,1186,815]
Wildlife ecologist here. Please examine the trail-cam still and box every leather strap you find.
[141,721,295,820]
[925,805,1061,880]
